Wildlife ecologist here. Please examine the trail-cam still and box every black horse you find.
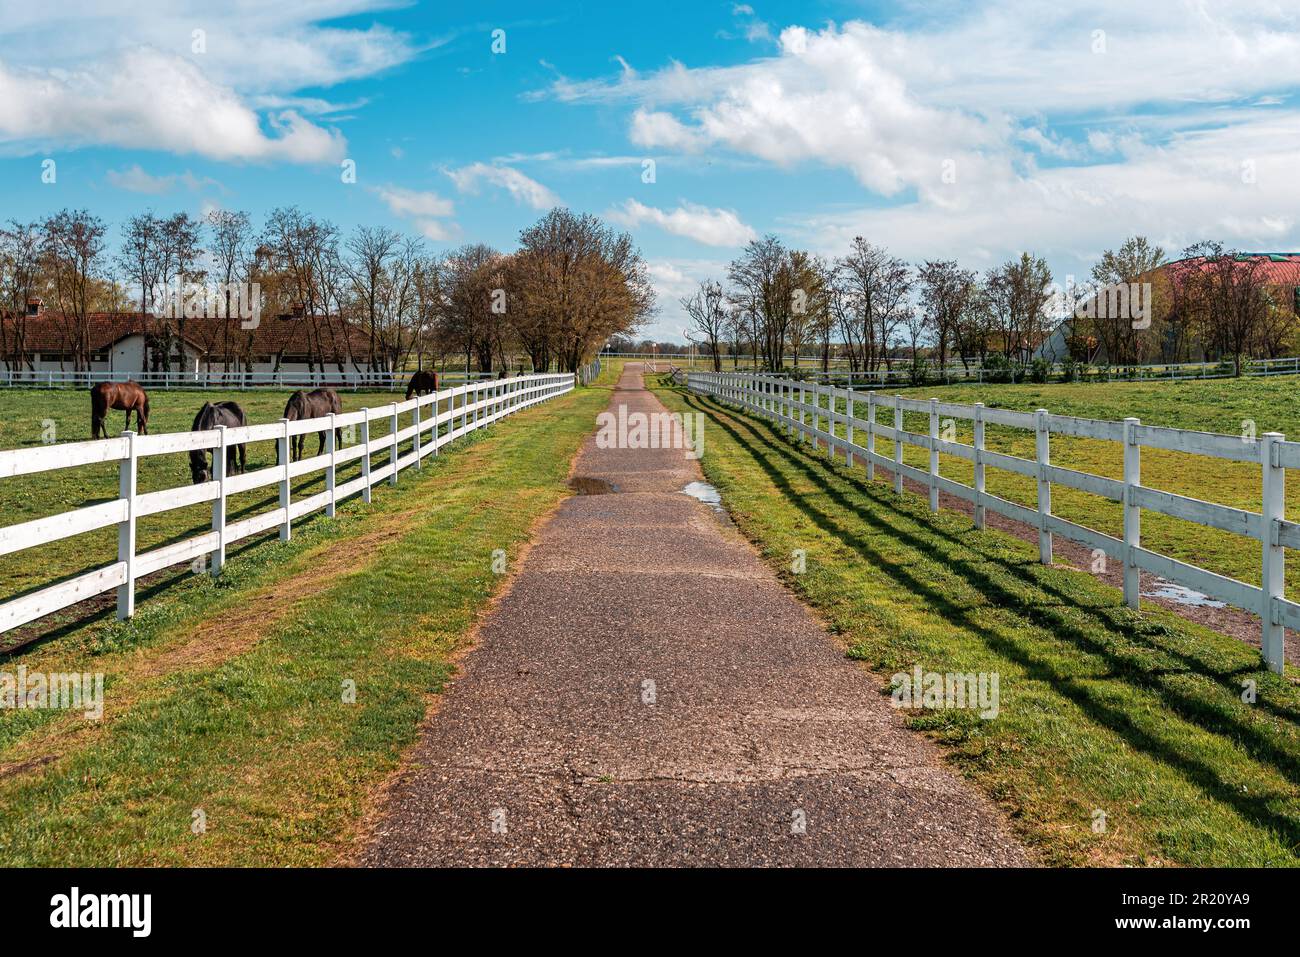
[405,370,439,400]
[283,388,343,461]
[189,401,247,483]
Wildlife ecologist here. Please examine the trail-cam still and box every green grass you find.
[0,367,617,865]
[0,386,517,630]
[779,374,1300,597]
[654,376,1300,867]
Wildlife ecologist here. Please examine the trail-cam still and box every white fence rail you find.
[688,371,1295,673]
[0,368,523,391]
[0,373,574,636]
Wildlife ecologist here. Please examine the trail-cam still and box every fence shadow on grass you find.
[679,389,1300,855]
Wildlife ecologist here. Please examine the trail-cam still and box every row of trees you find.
[683,234,1060,373]
[0,206,654,374]
[683,234,1299,375]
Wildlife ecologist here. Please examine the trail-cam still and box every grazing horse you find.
[90,381,149,439]
[189,401,248,484]
[405,369,439,400]
[283,388,343,461]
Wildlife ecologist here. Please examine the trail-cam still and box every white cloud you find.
[0,1,421,93]
[645,258,730,340]
[0,48,346,163]
[609,199,756,247]
[0,1,421,163]
[370,185,457,241]
[444,163,560,210]
[106,164,221,194]
[539,2,1300,296]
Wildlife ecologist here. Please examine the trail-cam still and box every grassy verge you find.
[0,369,614,865]
[653,377,1300,867]
[0,387,479,610]
[768,374,1300,597]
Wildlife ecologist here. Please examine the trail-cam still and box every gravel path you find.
[360,364,1030,866]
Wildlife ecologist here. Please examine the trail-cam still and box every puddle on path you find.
[1142,578,1226,608]
[681,481,724,512]
[569,476,618,495]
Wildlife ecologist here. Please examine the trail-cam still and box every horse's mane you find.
[192,402,218,431]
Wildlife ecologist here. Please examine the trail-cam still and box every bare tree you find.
[1085,235,1166,364]
[836,238,912,372]
[0,220,43,370]
[917,260,977,368]
[682,279,728,371]
[41,209,106,371]
[207,209,252,371]
[984,252,1053,361]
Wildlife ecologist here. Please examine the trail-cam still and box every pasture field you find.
[655,376,1300,866]
[0,364,617,865]
[800,374,1300,598]
[0,385,467,641]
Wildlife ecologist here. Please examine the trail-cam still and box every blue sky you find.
[2,0,1299,341]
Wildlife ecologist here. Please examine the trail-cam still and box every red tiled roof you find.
[0,311,375,357]
[1162,253,1300,286]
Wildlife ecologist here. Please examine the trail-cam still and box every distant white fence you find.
[0,373,574,636]
[689,371,1295,673]
[0,368,521,391]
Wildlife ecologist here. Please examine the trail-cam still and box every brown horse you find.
[90,381,149,439]
[405,370,439,400]
[189,401,248,483]
[283,388,342,461]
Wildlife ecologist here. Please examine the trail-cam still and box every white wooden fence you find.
[688,371,1296,673]
[0,373,574,636]
[0,368,519,391]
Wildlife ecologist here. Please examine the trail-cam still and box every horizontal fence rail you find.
[687,371,1294,674]
[0,368,525,391]
[655,355,1300,387]
[0,373,574,636]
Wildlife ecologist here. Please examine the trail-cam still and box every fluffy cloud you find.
[608,199,756,247]
[444,163,560,210]
[541,2,1300,283]
[370,185,458,241]
[105,164,222,194]
[0,1,421,163]
[0,48,346,163]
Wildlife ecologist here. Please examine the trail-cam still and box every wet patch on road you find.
[569,476,618,495]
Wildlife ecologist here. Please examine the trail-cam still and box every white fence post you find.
[361,407,373,503]
[846,388,855,468]
[211,425,227,576]
[326,412,337,517]
[812,386,821,452]
[973,403,986,530]
[116,430,137,620]
[928,398,940,512]
[279,418,292,542]
[432,393,441,457]
[1261,431,1286,673]
[1036,409,1052,564]
[866,392,876,480]
[389,402,399,485]
[1123,417,1141,609]
[799,383,807,444]
[893,396,903,495]
[413,401,422,469]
